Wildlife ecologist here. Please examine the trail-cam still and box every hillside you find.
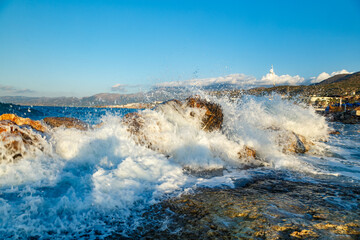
[0,89,185,107]
[1,72,359,106]
[314,73,350,85]
[244,71,360,97]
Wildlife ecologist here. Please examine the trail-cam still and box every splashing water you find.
[0,93,358,239]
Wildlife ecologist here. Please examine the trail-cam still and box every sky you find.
[0,0,359,97]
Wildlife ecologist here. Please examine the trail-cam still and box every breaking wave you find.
[1,93,356,239]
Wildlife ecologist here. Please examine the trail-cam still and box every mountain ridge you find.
[1,72,359,106]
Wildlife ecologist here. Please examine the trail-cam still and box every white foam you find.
[0,93,341,238]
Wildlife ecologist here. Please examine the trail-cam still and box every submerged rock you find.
[43,117,88,130]
[130,178,360,239]
[0,120,48,163]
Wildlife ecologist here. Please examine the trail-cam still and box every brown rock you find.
[43,117,88,130]
[122,112,156,149]
[0,120,47,163]
[185,96,223,132]
[238,146,257,159]
[329,130,340,135]
[277,131,311,154]
[0,114,46,132]
[123,112,145,135]
[290,229,318,239]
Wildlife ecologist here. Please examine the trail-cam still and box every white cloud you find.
[156,67,306,89]
[259,72,305,86]
[155,67,353,90]
[331,69,350,76]
[0,84,35,95]
[156,73,257,88]
[310,69,351,83]
[111,83,128,92]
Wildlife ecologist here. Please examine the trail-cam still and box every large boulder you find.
[277,131,311,154]
[0,114,46,132]
[185,96,223,132]
[123,97,224,151]
[123,97,259,167]
[0,120,48,163]
[122,112,149,147]
[43,117,89,130]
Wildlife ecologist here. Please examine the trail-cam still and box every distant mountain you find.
[0,89,188,107]
[221,71,360,98]
[1,72,359,106]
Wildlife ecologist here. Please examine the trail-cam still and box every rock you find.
[329,130,340,135]
[43,117,88,130]
[276,130,311,154]
[0,120,48,163]
[238,146,257,160]
[330,112,360,124]
[122,97,261,168]
[314,222,360,235]
[123,97,225,150]
[122,112,149,147]
[290,229,318,239]
[185,96,223,132]
[0,113,46,132]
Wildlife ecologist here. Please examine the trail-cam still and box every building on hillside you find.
[309,96,338,106]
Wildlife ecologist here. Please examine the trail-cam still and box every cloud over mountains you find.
[0,84,35,95]
[154,68,351,90]
[111,84,143,93]
[156,73,257,89]
[310,69,351,84]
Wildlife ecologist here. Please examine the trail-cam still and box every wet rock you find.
[238,146,257,159]
[185,96,223,132]
[0,113,46,132]
[313,222,360,235]
[290,229,319,239]
[277,131,311,154]
[0,120,48,163]
[237,146,264,167]
[329,130,341,135]
[122,112,150,147]
[107,177,360,239]
[123,97,224,150]
[122,97,262,169]
[330,112,360,124]
[43,117,88,130]
[122,112,144,134]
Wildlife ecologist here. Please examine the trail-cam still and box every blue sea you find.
[0,94,359,239]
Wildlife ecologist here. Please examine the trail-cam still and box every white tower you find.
[270,65,274,74]
[270,65,275,86]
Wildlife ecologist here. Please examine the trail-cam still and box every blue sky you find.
[0,0,359,97]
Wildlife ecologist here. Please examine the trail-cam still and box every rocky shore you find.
[0,96,316,165]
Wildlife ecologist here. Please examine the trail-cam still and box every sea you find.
[0,93,359,239]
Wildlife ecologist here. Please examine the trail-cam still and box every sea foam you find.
[0,93,335,238]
